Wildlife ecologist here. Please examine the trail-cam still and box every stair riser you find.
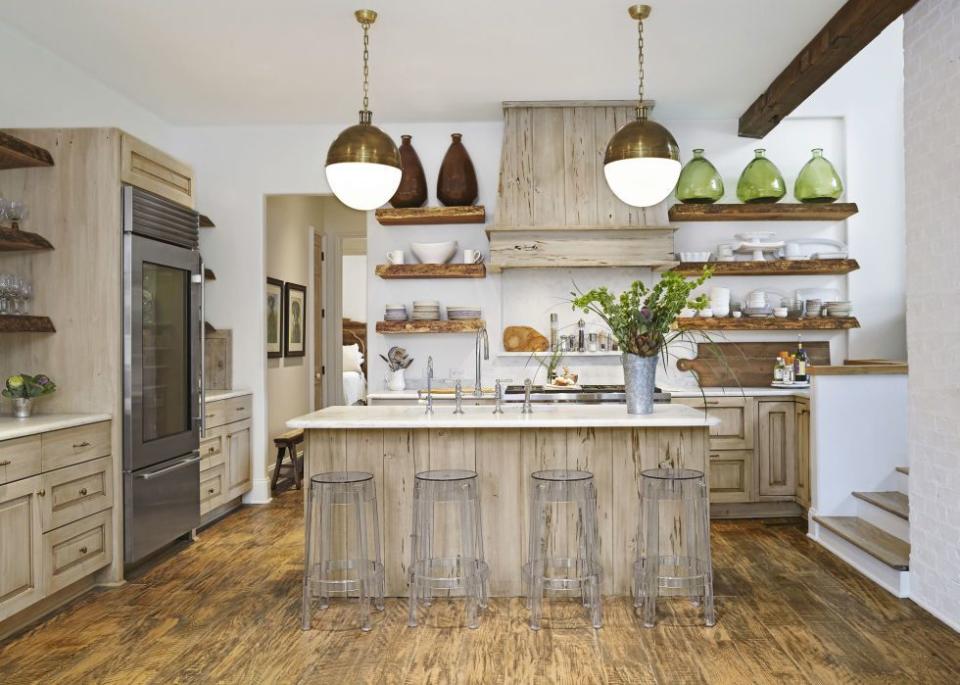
[812,527,910,598]
[857,500,910,542]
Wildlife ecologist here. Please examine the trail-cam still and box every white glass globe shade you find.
[603,157,681,208]
[325,162,402,211]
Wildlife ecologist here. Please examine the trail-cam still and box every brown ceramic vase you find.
[389,135,428,208]
[436,133,478,206]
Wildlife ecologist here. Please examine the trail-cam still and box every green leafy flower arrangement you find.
[2,373,58,399]
[571,269,712,357]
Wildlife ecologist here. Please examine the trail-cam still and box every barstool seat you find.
[407,469,488,629]
[633,467,716,628]
[524,468,602,630]
[302,471,384,632]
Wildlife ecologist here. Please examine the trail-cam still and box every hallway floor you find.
[1,490,958,684]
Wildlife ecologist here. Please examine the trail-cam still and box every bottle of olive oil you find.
[795,335,809,382]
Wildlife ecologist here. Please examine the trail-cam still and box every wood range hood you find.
[488,100,676,272]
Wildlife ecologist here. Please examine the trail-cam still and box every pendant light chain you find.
[361,19,371,113]
[637,15,646,120]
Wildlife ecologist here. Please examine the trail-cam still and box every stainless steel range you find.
[502,384,672,404]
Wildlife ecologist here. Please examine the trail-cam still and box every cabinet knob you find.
[207,446,216,454]
[0,459,11,466]
[73,441,91,449]
[37,489,46,496]
[709,453,721,459]
[208,488,216,494]
[79,487,88,496]
[79,546,88,555]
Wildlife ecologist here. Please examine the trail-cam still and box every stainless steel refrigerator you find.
[122,185,204,566]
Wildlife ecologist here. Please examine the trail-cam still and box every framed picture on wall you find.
[284,282,307,357]
[266,277,284,358]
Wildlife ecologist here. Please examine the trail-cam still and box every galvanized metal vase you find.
[623,353,658,415]
[12,397,33,419]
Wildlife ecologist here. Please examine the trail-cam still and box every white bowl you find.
[773,307,788,318]
[679,251,712,263]
[699,308,714,318]
[411,241,458,264]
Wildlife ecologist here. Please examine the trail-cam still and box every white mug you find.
[463,249,483,264]
[386,250,404,265]
[785,242,801,258]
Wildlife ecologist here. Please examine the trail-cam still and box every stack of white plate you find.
[824,301,853,317]
[447,305,481,320]
[384,304,408,321]
[411,300,440,321]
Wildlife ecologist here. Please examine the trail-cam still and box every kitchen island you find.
[289,404,717,596]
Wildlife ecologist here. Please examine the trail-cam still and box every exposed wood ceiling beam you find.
[738,0,918,138]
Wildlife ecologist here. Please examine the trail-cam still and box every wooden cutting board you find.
[503,325,550,352]
[676,341,830,387]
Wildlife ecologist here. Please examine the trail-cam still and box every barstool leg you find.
[407,489,421,628]
[291,445,302,489]
[370,489,385,611]
[699,489,717,627]
[272,445,285,493]
[354,488,372,632]
[473,493,489,609]
[529,485,545,631]
[683,492,701,608]
[317,490,330,609]
[462,496,479,630]
[642,491,660,628]
[585,486,602,629]
[301,482,315,631]
[422,500,434,607]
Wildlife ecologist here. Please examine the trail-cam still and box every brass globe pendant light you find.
[325,9,402,211]
[603,5,680,208]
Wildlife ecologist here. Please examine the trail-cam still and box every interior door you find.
[124,233,201,472]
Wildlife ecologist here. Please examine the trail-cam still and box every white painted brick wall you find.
[904,0,960,631]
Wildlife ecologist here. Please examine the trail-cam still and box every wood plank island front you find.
[289,404,718,597]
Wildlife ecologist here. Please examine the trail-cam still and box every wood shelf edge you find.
[0,226,54,252]
[670,259,860,276]
[0,315,56,333]
[199,214,216,228]
[677,316,860,331]
[0,131,55,170]
[374,263,486,279]
[375,205,486,226]
[375,319,485,334]
[668,203,859,222]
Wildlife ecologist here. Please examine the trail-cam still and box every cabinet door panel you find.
[708,449,754,503]
[0,435,42,486]
[0,475,44,621]
[674,397,755,450]
[42,510,112,594]
[795,400,810,508]
[40,457,113,532]
[759,401,797,498]
[226,420,252,499]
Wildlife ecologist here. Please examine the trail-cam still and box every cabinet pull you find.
[205,413,215,419]
[207,446,216,454]
[207,488,216,494]
[73,441,91,449]
[235,407,245,411]
[704,400,720,405]
[709,453,721,459]
[79,546,88,555]
[37,489,46,496]
[79,487,88,496]
[0,459,11,466]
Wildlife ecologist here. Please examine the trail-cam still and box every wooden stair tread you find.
[852,490,909,520]
[814,516,909,571]
[895,466,909,476]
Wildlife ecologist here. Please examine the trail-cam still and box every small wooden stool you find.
[272,429,304,492]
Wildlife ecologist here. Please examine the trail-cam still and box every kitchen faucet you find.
[474,326,489,398]
[425,356,434,415]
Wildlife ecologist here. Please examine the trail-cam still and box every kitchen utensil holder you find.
[302,471,385,632]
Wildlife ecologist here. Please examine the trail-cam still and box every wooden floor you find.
[2,491,958,684]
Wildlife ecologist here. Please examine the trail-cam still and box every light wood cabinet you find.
[40,422,111,472]
[708,449,755,503]
[0,475,45,622]
[39,456,112,532]
[200,395,253,519]
[795,399,811,509]
[676,397,755,450]
[42,509,112,594]
[200,466,226,516]
[758,401,798,498]
[120,133,195,209]
[225,419,252,499]
[0,435,42,486]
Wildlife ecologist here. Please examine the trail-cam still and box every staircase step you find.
[814,516,910,571]
[852,490,909,520]
[896,466,909,476]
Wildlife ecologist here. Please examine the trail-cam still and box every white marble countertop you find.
[289,403,719,430]
[0,413,112,442]
[205,388,252,402]
[366,386,809,401]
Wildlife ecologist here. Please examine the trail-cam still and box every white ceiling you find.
[3,0,845,125]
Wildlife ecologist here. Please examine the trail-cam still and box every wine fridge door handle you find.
[134,454,201,480]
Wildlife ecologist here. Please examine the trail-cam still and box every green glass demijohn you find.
[794,148,844,203]
[736,148,786,203]
[675,148,724,203]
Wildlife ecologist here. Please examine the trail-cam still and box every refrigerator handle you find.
[193,258,206,437]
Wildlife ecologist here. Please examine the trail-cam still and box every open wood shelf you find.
[204,267,216,281]
[671,258,860,276]
[199,214,215,228]
[0,132,54,170]
[375,205,486,226]
[0,226,54,252]
[376,319,485,334]
[0,315,56,333]
[669,203,858,222]
[375,263,486,279]
[678,316,859,331]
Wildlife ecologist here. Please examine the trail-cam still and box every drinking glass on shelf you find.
[6,201,27,228]
[0,197,8,221]
[0,273,16,314]
[15,280,32,315]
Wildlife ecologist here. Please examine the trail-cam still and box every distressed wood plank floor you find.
[1,491,958,684]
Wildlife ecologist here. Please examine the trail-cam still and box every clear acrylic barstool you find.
[633,468,716,628]
[524,469,602,630]
[302,471,385,632]
[407,469,489,629]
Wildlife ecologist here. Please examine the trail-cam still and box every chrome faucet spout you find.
[474,327,489,398]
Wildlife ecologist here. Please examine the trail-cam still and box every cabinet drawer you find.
[200,465,225,515]
[708,449,754,504]
[120,133,195,209]
[205,395,252,430]
[40,456,113,532]
[199,430,226,471]
[0,475,44,621]
[675,397,755,450]
[41,422,111,472]
[0,435,42,485]
[43,509,112,594]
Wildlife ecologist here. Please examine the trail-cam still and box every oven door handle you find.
[134,454,200,480]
